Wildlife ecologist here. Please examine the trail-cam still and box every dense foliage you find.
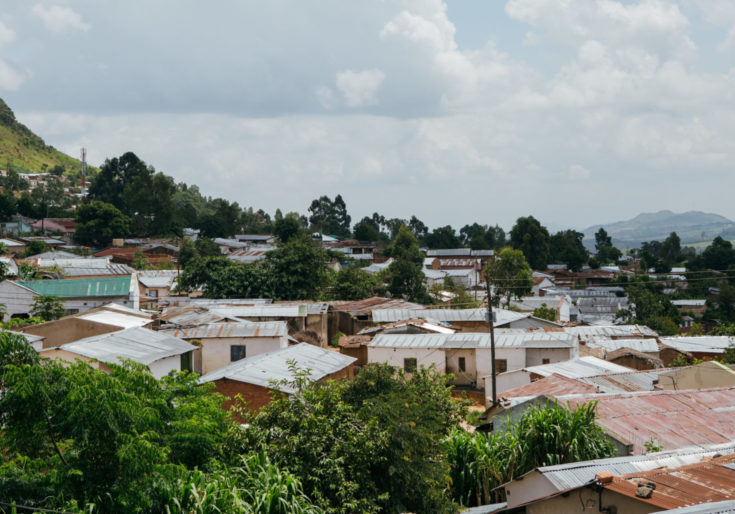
[485,247,533,307]
[446,401,615,507]
[387,226,431,303]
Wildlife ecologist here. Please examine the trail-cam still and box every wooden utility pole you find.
[485,271,497,407]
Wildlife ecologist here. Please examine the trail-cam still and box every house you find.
[199,343,356,411]
[213,237,247,253]
[371,308,560,331]
[137,270,180,303]
[491,356,633,402]
[19,236,66,249]
[576,296,630,324]
[27,256,134,279]
[39,327,195,379]
[227,247,274,263]
[31,218,76,237]
[0,220,33,236]
[3,275,140,318]
[367,331,578,389]
[159,321,289,375]
[499,441,735,512]
[0,238,27,255]
[564,324,659,342]
[491,386,735,455]
[656,360,735,390]
[659,336,735,361]
[671,299,707,317]
[19,303,153,348]
[329,297,425,337]
[509,296,574,322]
[235,234,276,245]
[531,274,555,295]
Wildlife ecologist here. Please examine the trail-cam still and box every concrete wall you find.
[657,361,735,390]
[39,348,106,371]
[148,354,184,379]
[477,347,526,379]
[20,318,122,349]
[525,347,573,367]
[194,335,288,375]
[525,487,655,514]
[41,347,187,380]
[63,296,135,316]
[0,280,37,320]
[367,346,446,374]
[444,348,477,385]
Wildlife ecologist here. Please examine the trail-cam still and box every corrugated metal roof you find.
[564,325,659,339]
[527,441,735,493]
[604,454,735,510]
[2,329,44,344]
[78,310,152,328]
[161,322,287,339]
[159,306,225,326]
[137,270,179,288]
[61,265,134,277]
[373,308,486,323]
[210,305,307,318]
[671,299,707,307]
[579,368,670,392]
[586,337,660,353]
[426,248,472,257]
[369,331,576,349]
[47,327,194,365]
[187,298,273,307]
[657,500,735,513]
[0,238,25,247]
[660,336,735,354]
[512,356,633,379]
[459,503,507,514]
[499,374,600,400]
[559,387,735,454]
[332,296,425,315]
[17,276,132,298]
[198,343,356,393]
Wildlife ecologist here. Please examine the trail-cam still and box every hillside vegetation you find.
[0,98,87,175]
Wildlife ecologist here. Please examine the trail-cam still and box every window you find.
[495,359,507,374]
[404,358,417,373]
[230,345,247,362]
[542,358,550,365]
[458,357,466,372]
[180,352,193,372]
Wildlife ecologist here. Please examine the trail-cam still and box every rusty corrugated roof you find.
[499,374,600,400]
[604,454,735,510]
[560,387,735,454]
[332,297,426,315]
[161,322,287,339]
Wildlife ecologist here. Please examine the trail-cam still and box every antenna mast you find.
[81,148,87,196]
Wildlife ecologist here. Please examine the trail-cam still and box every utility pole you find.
[485,270,497,407]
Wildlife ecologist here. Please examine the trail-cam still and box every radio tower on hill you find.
[81,148,87,196]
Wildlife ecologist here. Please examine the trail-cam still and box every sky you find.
[1,0,735,232]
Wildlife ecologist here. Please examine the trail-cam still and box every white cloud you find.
[31,4,91,33]
[568,164,590,180]
[0,20,24,91]
[335,69,386,107]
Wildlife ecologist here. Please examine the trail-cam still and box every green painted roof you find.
[18,276,132,298]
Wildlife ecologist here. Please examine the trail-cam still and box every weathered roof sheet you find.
[210,305,307,318]
[161,322,287,339]
[358,319,456,335]
[660,336,735,354]
[78,309,152,329]
[559,387,735,454]
[369,331,576,349]
[499,374,600,399]
[159,306,225,326]
[586,337,660,353]
[512,356,632,378]
[332,296,425,315]
[198,343,356,393]
[17,276,132,298]
[604,454,735,510]
[47,327,194,365]
[2,329,44,344]
[137,270,179,288]
[564,325,659,339]
[373,308,486,323]
[656,500,735,513]
[671,299,707,307]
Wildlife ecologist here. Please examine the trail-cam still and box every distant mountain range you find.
[582,210,735,249]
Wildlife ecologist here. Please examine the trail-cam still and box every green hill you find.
[0,98,87,175]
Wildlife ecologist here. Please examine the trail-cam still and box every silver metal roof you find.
[564,325,659,339]
[505,356,632,379]
[373,308,486,323]
[426,248,472,257]
[198,343,356,393]
[369,331,576,349]
[671,299,707,307]
[78,310,153,329]
[660,336,735,354]
[210,305,307,318]
[3,329,44,344]
[49,327,195,365]
[137,270,179,288]
[586,337,660,353]
[161,321,287,339]
[61,265,134,277]
[525,441,735,493]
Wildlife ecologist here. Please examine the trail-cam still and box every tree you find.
[549,230,588,271]
[21,240,49,258]
[459,223,506,250]
[533,303,556,321]
[353,216,383,242]
[424,225,462,249]
[176,257,272,299]
[509,216,550,270]
[660,232,682,265]
[408,215,428,241]
[30,295,65,321]
[387,226,429,303]
[485,247,533,307]
[331,266,383,300]
[274,215,302,243]
[266,234,330,300]
[308,194,351,237]
[74,201,131,248]
[238,363,464,513]
[702,236,735,270]
[595,228,622,264]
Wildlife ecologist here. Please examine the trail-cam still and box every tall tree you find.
[266,233,330,300]
[74,201,131,248]
[594,227,622,265]
[485,247,534,307]
[387,226,429,303]
[660,231,682,265]
[509,216,550,270]
[424,225,462,249]
[549,230,588,271]
[308,194,351,237]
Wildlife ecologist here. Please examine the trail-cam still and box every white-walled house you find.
[367,331,578,388]
[39,327,195,379]
[159,321,289,375]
